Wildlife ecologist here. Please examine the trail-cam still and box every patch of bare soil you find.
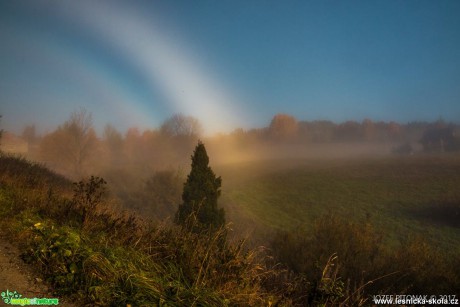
[0,239,76,306]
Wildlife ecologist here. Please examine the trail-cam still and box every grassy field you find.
[217,154,460,249]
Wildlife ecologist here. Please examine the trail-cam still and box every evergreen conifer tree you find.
[175,141,225,231]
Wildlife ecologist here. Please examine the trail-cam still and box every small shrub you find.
[72,176,107,228]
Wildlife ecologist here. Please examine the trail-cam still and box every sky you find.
[1,0,460,135]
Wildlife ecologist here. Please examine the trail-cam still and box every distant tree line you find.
[222,114,460,153]
[8,110,459,179]
[23,109,201,179]
[254,113,459,145]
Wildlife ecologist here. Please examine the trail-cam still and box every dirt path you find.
[0,239,76,306]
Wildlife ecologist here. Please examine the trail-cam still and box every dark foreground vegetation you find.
[1,153,459,306]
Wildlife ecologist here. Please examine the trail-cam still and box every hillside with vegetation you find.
[1,111,460,305]
[1,148,460,305]
[0,153,285,306]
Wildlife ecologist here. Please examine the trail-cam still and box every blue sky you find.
[1,1,460,135]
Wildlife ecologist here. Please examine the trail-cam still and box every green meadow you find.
[218,154,460,249]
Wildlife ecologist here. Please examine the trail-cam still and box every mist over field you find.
[3,110,454,177]
[1,1,460,305]
[2,110,460,233]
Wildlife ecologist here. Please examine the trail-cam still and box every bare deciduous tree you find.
[40,108,98,177]
[160,114,202,138]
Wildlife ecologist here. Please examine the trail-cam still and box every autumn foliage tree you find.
[268,113,298,141]
[175,141,225,232]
